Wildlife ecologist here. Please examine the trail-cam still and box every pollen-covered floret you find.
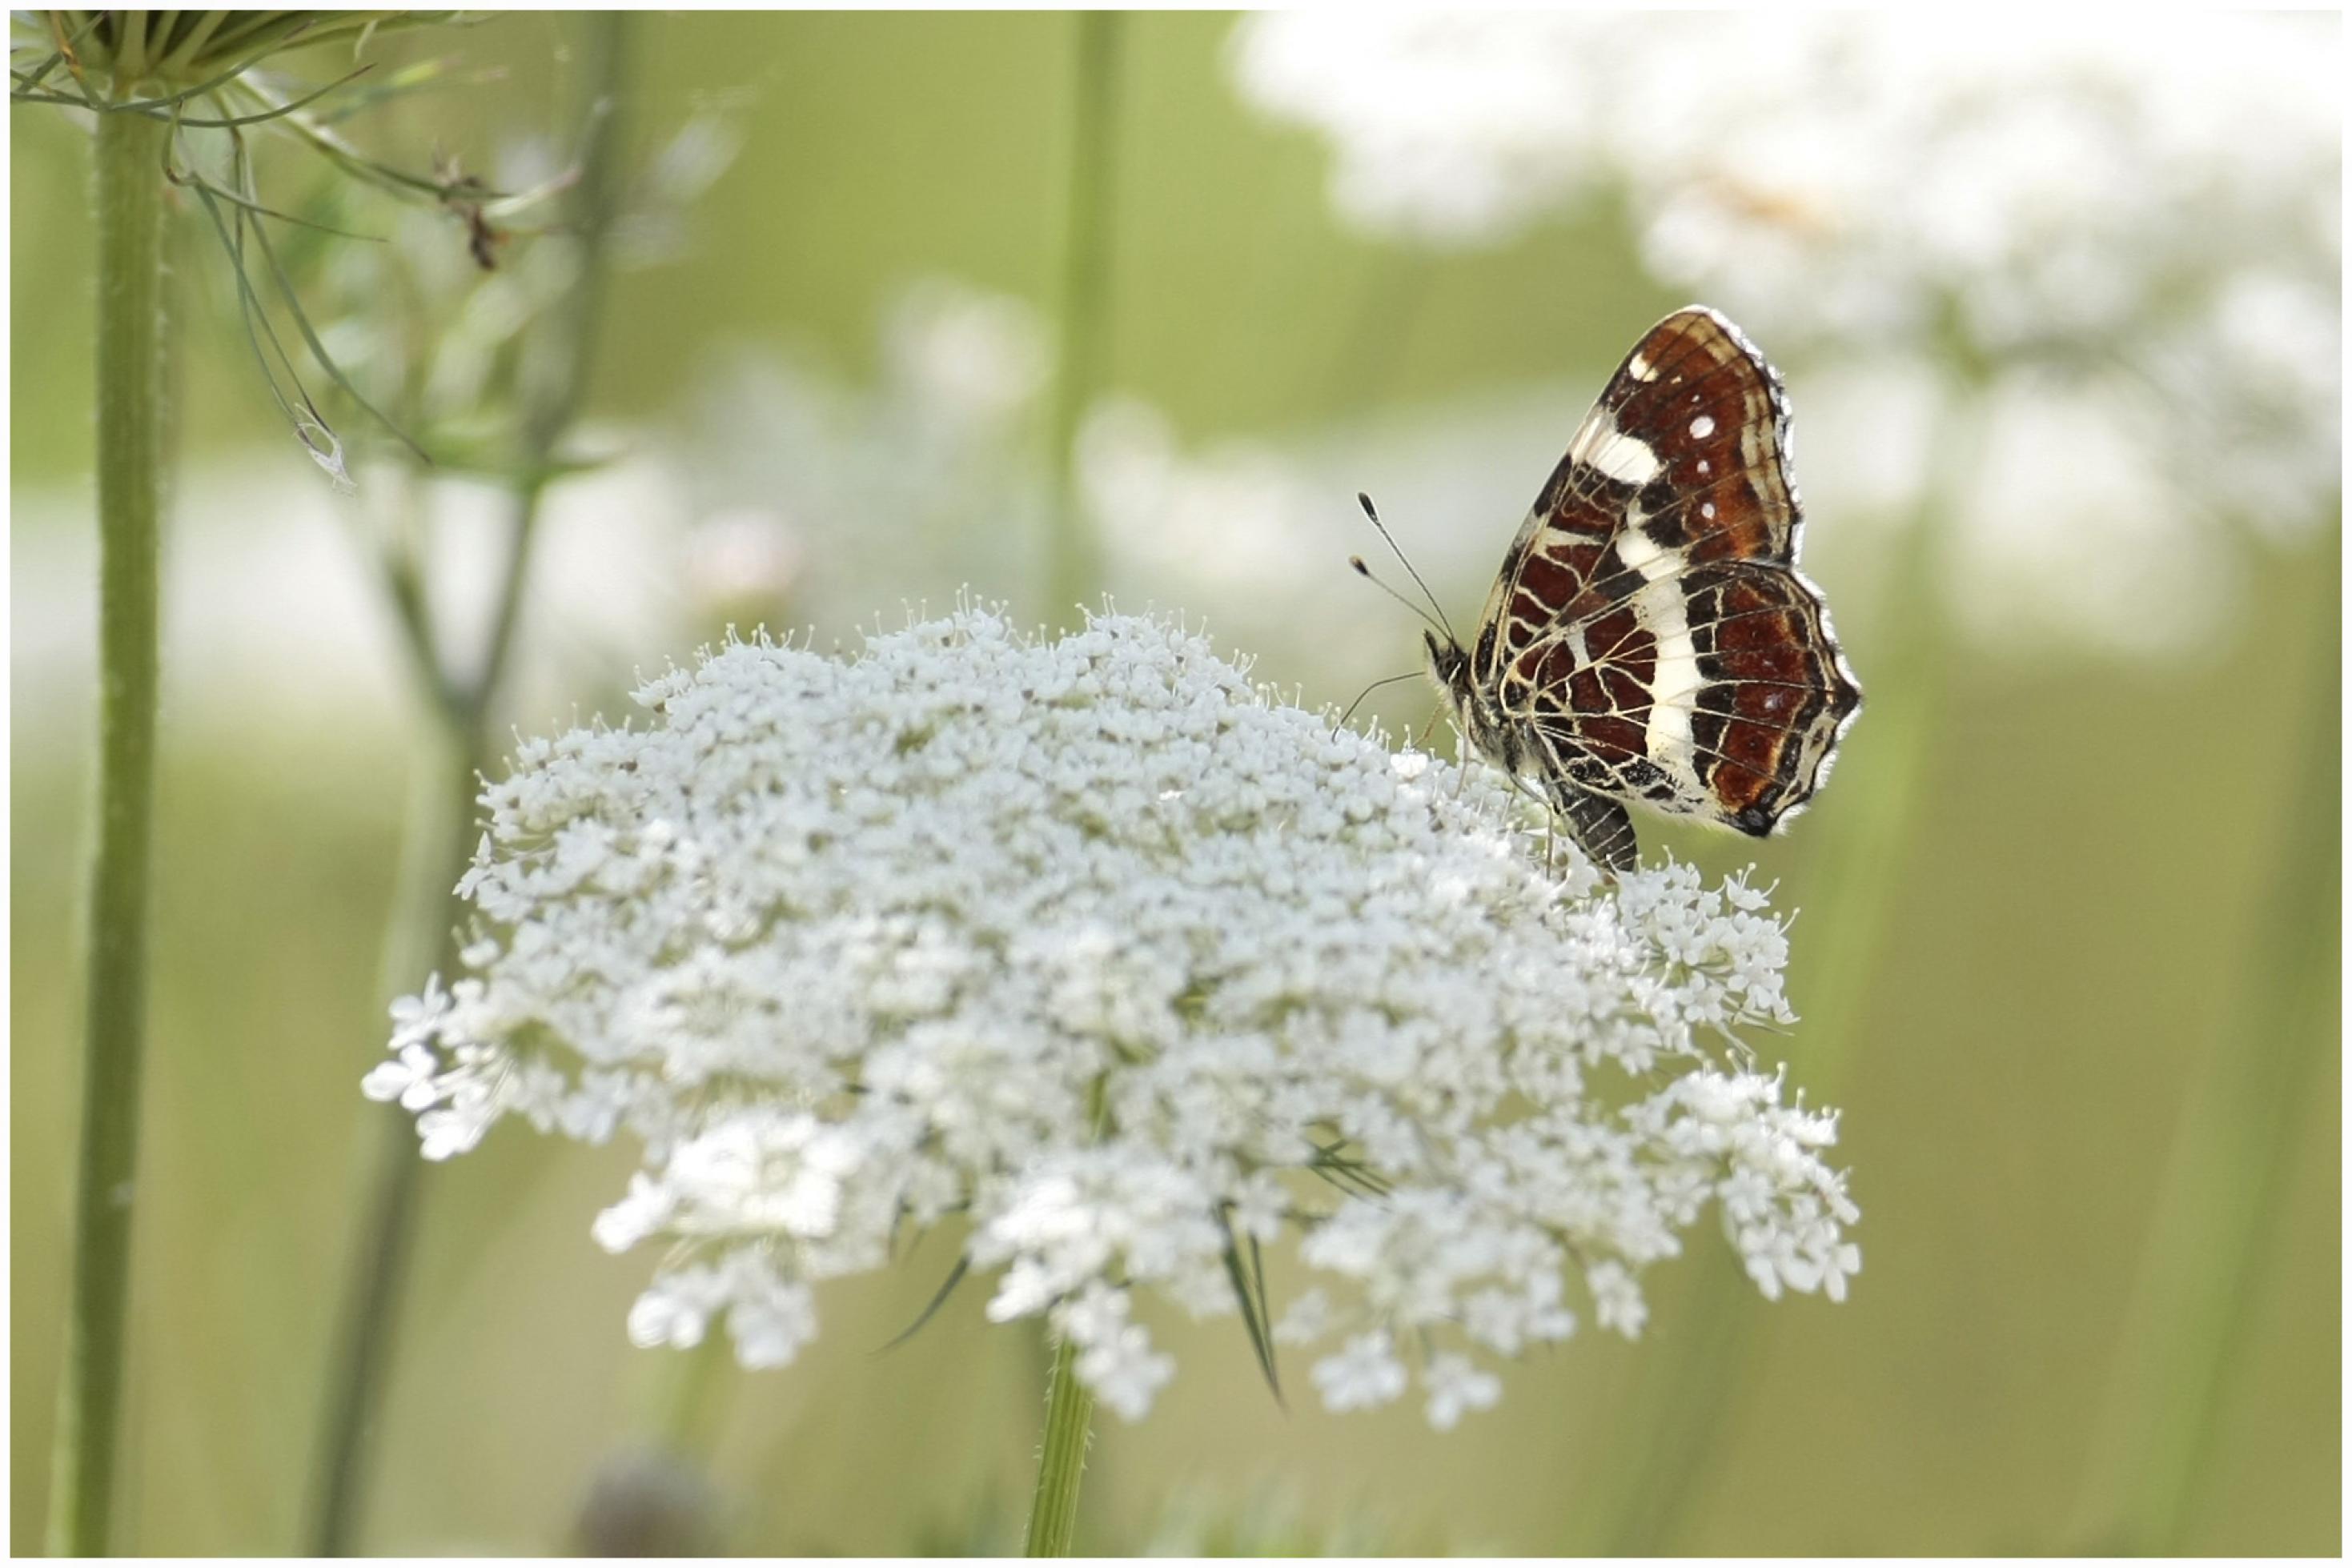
[364,608,1858,1424]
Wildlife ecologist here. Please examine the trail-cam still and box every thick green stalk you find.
[304,14,633,1552]
[1042,10,1122,626]
[1023,1332,1098,1556]
[48,102,171,1559]
[2069,544,2339,1551]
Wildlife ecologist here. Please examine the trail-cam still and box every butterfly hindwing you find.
[1467,307,1860,865]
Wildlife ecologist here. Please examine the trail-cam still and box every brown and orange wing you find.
[1477,307,1860,843]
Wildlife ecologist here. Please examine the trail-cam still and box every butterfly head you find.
[1423,629,1469,700]
[1350,495,1511,769]
[1423,629,1517,772]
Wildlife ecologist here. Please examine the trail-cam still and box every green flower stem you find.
[1023,1330,1098,1557]
[1022,1080,1113,1556]
[2070,543,2338,1552]
[304,14,632,1553]
[1042,9,1122,626]
[48,100,171,1559]
[1576,387,1983,1555]
[648,1333,736,1458]
[303,715,481,1554]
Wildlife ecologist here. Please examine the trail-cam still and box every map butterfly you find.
[1421,306,1861,872]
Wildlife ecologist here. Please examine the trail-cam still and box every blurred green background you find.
[10,11,2340,1555]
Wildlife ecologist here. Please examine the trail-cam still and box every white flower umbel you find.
[365,608,1857,1425]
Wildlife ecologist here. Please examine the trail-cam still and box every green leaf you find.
[229,134,427,460]
[872,1255,971,1357]
[155,62,374,128]
[1217,1204,1284,1407]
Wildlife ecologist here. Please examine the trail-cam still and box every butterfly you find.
[1419,306,1861,873]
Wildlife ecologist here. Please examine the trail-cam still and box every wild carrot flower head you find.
[365,608,1857,1425]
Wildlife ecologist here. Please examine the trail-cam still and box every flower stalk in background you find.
[363,608,1860,1551]
[6,10,439,1551]
[302,13,643,1553]
[2069,550,2340,1552]
[1042,10,1122,629]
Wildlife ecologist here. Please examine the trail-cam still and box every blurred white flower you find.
[883,279,1052,427]
[672,278,1051,638]
[366,608,1858,1423]
[1230,11,1616,248]
[1234,13,2334,351]
[1311,1331,1410,1414]
[611,110,748,269]
[1231,11,2341,650]
[1942,371,2241,660]
[9,445,696,739]
[684,504,805,614]
[666,280,1582,668]
[1423,1351,1503,1431]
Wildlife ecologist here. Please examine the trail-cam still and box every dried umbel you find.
[16,12,420,92]
[367,609,1857,1425]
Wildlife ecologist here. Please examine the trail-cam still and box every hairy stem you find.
[1042,9,1122,626]
[48,101,171,1558]
[1023,1331,1098,1557]
[303,14,634,1552]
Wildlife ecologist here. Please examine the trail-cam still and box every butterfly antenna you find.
[1356,491,1458,644]
[1332,670,1425,736]
[1348,555,1451,641]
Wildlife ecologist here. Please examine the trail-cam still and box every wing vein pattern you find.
[1449,306,1863,872]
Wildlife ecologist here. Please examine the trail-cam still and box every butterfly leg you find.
[1547,784,1639,875]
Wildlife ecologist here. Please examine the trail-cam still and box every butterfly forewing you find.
[1467,307,1860,867]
